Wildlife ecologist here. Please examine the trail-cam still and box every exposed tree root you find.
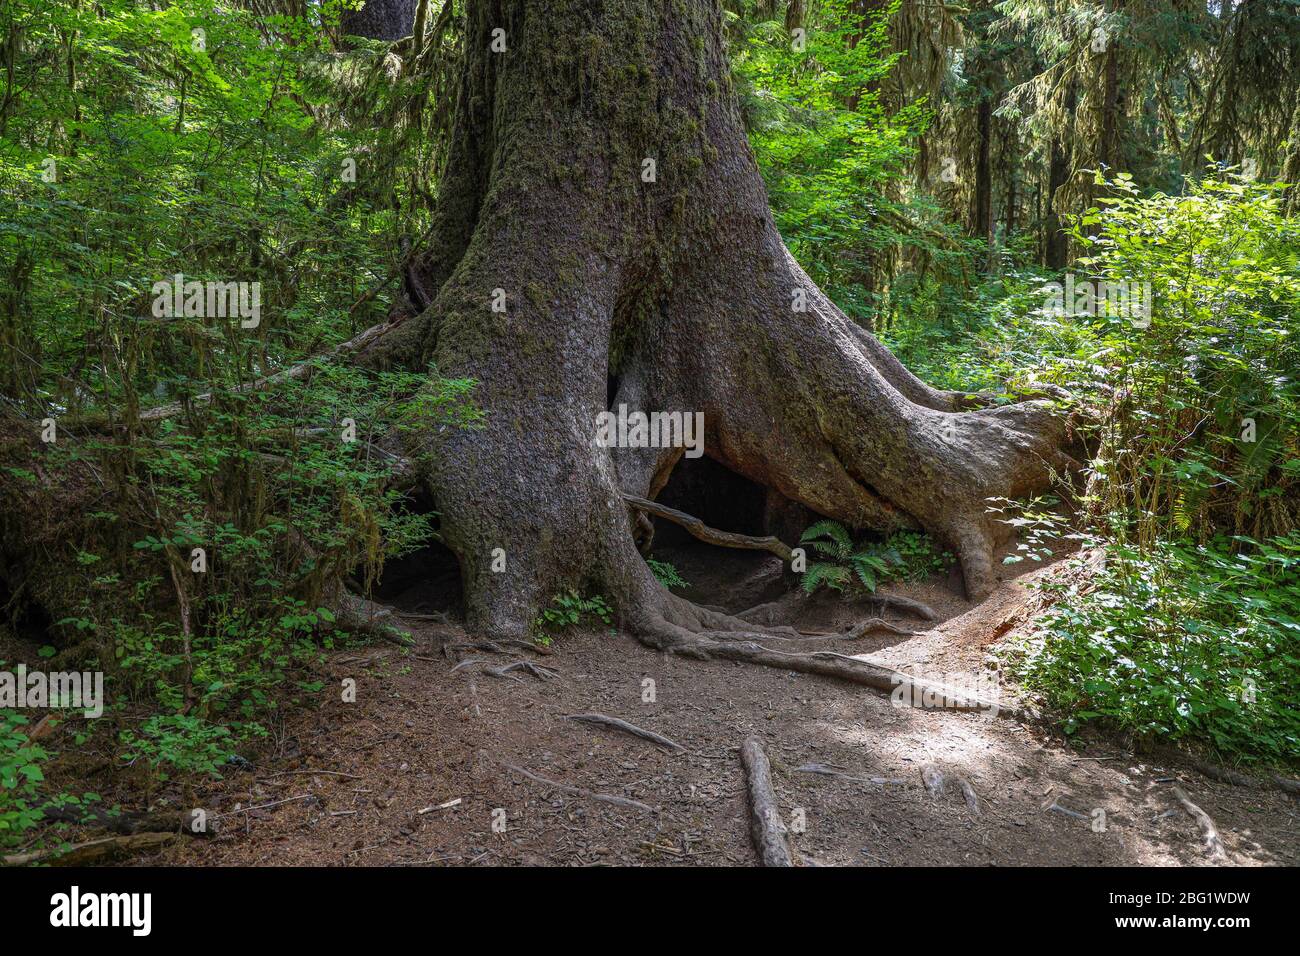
[867,593,940,622]
[738,591,938,628]
[564,713,685,751]
[443,638,552,658]
[500,763,656,814]
[794,763,905,786]
[1188,757,1300,798]
[740,737,793,867]
[788,618,916,640]
[923,765,981,814]
[682,638,1013,718]
[483,660,559,682]
[622,584,1018,716]
[622,493,794,561]
[1171,786,1228,861]
[854,618,917,637]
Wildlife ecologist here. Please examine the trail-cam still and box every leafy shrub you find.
[533,591,613,646]
[0,712,47,849]
[1012,534,1300,765]
[119,714,239,779]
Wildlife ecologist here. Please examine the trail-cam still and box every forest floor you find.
[116,529,1299,867]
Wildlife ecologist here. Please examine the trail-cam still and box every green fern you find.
[799,522,937,596]
[801,562,851,593]
[647,558,689,590]
[800,519,853,560]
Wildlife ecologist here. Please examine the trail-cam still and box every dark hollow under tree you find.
[354,0,1077,665]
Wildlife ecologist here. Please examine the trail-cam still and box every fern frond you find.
[802,562,850,593]
[801,520,852,559]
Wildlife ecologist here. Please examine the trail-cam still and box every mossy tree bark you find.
[361,0,1075,653]
[341,0,418,42]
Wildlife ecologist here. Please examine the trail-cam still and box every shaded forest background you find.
[1,0,1298,854]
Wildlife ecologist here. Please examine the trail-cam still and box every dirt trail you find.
[155,543,1298,867]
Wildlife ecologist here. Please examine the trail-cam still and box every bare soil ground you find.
[125,536,1298,867]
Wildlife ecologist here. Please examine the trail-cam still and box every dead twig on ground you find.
[564,713,685,751]
[501,763,656,813]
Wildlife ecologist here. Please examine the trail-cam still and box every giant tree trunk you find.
[361,0,1074,653]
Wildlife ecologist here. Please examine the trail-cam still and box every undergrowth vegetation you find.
[0,0,466,851]
[881,179,1300,765]
[736,4,1298,767]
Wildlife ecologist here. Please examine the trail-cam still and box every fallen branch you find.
[138,316,409,423]
[3,832,176,867]
[564,713,685,751]
[622,493,794,562]
[218,794,315,817]
[740,737,793,867]
[40,804,213,838]
[260,769,361,780]
[1045,797,1089,821]
[418,798,462,814]
[501,763,656,813]
[392,609,453,624]
[336,592,415,647]
[1171,786,1228,861]
[70,315,412,431]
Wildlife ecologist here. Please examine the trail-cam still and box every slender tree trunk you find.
[973,96,994,270]
[1044,82,1075,269]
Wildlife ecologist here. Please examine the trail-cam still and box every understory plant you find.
[1011,533,1300,766]
[799,520,951,594]
[533,591,614,646]
[647,558,689,591]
